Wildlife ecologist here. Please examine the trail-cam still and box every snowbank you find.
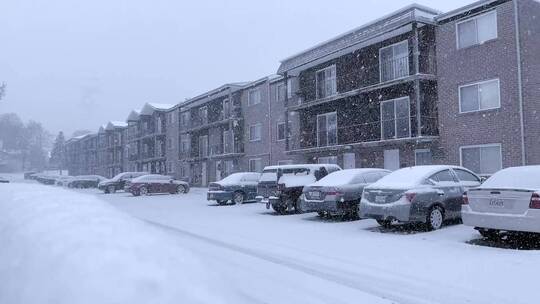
[0,183,230,304]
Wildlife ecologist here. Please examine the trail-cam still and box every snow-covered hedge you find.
[0,184,229,304]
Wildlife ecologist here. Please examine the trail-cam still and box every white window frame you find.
[414,149,432,166]
[276,82,286,102]
[277,122,286,141]
[248,88,261,106]
[380,97,411,140]
[199,106,208,124]
[249,158,263,172]
[316,111,338,147]
[458,78,501,113]
[315,65,337,99]
[456,10,498,49]
[459,143,503,175]
[379,40,409,83]
[249,123,262,142]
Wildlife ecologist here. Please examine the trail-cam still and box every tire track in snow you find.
[143,219,517,304]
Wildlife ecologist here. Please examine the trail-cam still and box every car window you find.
[430,170,456,183]
[453,169,480,182]
[350,174,366,184]
[363,172,382,183]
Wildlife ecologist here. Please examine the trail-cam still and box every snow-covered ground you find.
[2,178,540,304]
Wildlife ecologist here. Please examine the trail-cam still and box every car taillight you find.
[327,187,343,196]
[405,192,416,203]
[462,192,469,205]
[529,193,540,209]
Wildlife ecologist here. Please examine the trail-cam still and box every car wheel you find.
[376,219,392,228]
[293,199,303,214]
[132,190,140,197]
[478,228,500,241]
[233,191,245,205]
[426,206,444,231]
[140,186,148,196]
[317,211,326,217]
[272,204,287,215]
[108,185,116,194]
[176,185,186,194]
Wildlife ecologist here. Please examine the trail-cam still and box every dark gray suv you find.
[360,165,481,230]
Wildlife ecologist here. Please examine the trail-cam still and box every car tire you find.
[132,191,140,197]
[272,204,287,215]
[108,185,116,194]
[140,186,148,196]
[478,228,500,241]
[176,185,186,194]
[294,199,303,214]
[317,211,326,217]
[426,205,445,231]
[233,191,245,205]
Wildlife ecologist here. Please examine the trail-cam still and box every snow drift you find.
[0,183,230,304]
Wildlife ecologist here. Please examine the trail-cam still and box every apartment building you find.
[277,4,441,171]
[104,121,127,177]
[126,103,174,174]
[436,0,540,176]
[177,83,246,186]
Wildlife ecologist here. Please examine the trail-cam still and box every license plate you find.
[375,196,386,203]
[489,198,505,208]
[310,191,320,199]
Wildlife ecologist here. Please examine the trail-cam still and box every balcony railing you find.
[287,115,438,151]
[209,143,244,156]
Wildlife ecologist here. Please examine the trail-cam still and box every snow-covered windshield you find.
[368,166,449,189]
[312,169,363,186]
[480,166,540,190]
[218,173,244,184]
[110,173,125,182]
[260,169,277,182]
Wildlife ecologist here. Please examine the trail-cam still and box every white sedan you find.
[462,166,540,238]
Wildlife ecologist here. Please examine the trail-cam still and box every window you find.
[415,149,432,166]
[460,144,502,175]
[317,112,337,147]
[379,41,409,82]
[287,78,293,99]
[459,79,500,113]
[316,65,337,99]
[249,158,263,172]
[248,88,261,106]
[249,124,262,142]
[199,107,208,125]
[180,134,190,154]
[457,11,497,49]
[454,169,480,182]
[222,99,230,119]
[199,135,208,157]
[180,112,190,127]
[276,83,286,102]
[381,97,410,140]
[166,162,172,173]
[277,122,286,141]
[223,130,232,153]
[430,170,456,183]
[318,156,338,165]
[167,138,172,150]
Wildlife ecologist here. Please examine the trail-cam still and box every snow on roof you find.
[480,166,540,191]
[435,0,501,22]
[311,169,389,187]
[140,103,175,115]
[277,4,440,74]
[263,164,342,171]
[126,109,140,121]
[106,121,128,130]
[367,165,463,190]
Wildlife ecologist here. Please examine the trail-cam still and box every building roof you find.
[178,83,248,109]
[126,109,140,122]
[105,121,128,131]
[140,103,175,116]
[277,3,440,75]
[435,0,505,22]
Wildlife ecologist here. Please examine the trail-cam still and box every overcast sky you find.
[0,0,475,136]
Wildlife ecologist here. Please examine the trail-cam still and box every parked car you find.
[360,165,481,230]
[302,168,390,218]
[67,175,107,188]
[128,174,190,196]
[207,172,261,205]
[257,164,342,214]
[35,174,61,185]
[0,176,9,183]
[98,172,148,194]
[463,166,540,239]
[55,175,74,186]
[24,171,38,180]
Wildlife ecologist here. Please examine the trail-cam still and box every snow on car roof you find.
[132,174,172,182]
[480,166,540,190]
[311,169,388,187]
[263,164,341,171]
[367,165,463,189]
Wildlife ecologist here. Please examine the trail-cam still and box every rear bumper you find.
[360,200,416,222]
[462,206,540,233]
[207,191,233,201]
[302,199,357,214]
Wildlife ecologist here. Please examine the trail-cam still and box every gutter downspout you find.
[513,0,526,166]
[267,79,273,166]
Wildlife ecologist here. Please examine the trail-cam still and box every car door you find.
[429,170,462,218]
[242,175,257,200]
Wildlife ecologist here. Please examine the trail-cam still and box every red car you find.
[128,174,190,196]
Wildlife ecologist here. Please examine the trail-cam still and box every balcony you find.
[287,115,438,153]
[292,54,436,110]
[209,143,244,158]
